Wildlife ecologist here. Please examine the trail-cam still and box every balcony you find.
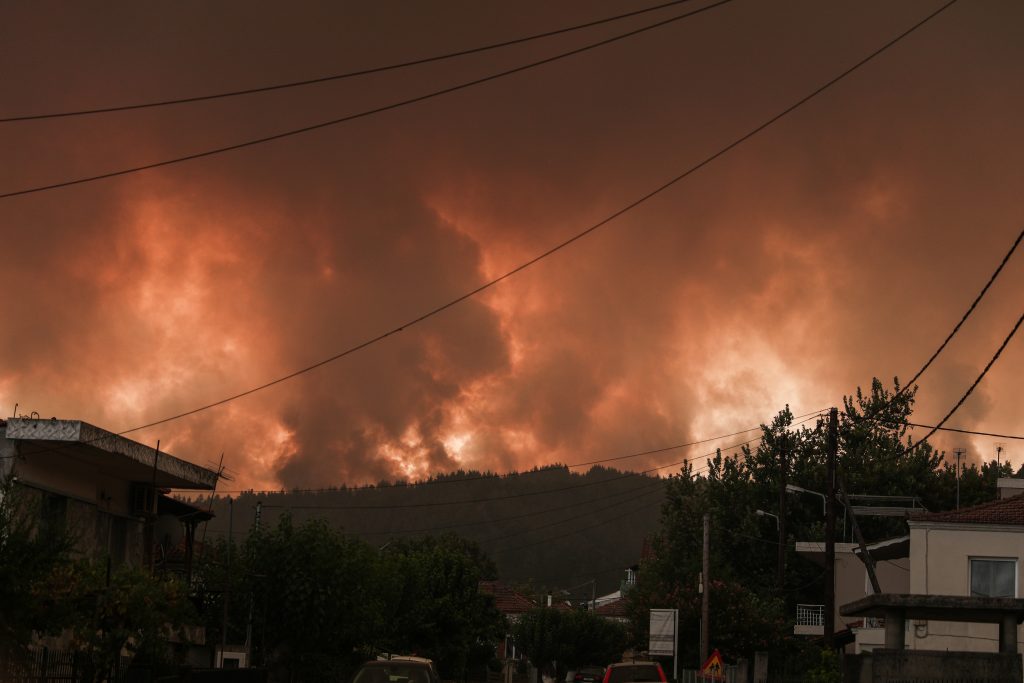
[795,603,824,636]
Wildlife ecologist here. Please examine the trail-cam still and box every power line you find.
[0,0,735,199]
[491,494,659,555]
[207,407,824,495]
[907,310,1024,453]
[236,413,824,513]
[0,0,706,123]
[903,422,1024,441]
[902,227,1024,393]
[70,0,955,440]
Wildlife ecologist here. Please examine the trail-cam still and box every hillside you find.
[191,465,666,597]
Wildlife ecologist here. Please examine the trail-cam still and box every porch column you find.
[998,614,1018,654]
[884,609,906,650]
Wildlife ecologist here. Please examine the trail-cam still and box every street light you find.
[755,508,779,531]
[785,484,827,516]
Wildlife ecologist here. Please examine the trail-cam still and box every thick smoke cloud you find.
[2,0,1022,489]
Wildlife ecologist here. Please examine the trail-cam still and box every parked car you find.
[352,656,441,683]
[573,666,606,683]
[601,662,667,683]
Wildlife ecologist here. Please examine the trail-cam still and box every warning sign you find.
[699,649,725,681]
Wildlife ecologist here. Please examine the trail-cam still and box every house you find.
[0,417,218,578]
[479,580,536,660]
[898,478,1024,652]
[840,477,1024,656]
[793,539,910,643]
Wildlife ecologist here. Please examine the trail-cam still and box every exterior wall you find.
[908,521,1024,652]
[835,549,909,630]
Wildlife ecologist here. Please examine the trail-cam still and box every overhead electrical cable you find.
[903,422,1024,441]
[207,407,824,495]
[900,227,1024,394]
[248,413,824,512]
[906,310,1024,453]
[0,0,736,199]
[70,0,955,440]
[0,0,707,122]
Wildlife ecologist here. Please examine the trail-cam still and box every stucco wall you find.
[908,522,1024,652]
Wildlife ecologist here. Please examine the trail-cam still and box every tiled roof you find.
[594,598,629,618]
[479,580,536,614]
[910,495,1024,526]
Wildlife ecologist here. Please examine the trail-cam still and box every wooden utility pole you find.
[824,408,837,648]
[701,513,710,664]
[777,433,788,592]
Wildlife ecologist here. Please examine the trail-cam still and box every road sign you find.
[699,649,725,681]
[649,609,677,656]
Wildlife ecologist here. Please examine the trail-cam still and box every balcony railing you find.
[796,604,825,626]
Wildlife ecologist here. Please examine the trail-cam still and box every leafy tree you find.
[0,475,74,663]
[380,534,505,680]
[61,562,196,683]
[513,607,628,674]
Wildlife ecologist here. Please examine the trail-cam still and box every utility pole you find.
[777,433,787,593]
[221,496,233,666]
[824,408,837,648]
[245,501,262,666]
[701,513,710,664]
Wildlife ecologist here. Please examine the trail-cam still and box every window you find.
[970,558,1016,598]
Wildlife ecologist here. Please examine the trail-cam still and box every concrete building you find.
[0,416,218,577]
[898,478,1024,653]
[794,540,909,640]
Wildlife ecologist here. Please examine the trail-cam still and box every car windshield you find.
[354,665,432,683]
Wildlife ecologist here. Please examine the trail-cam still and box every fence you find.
[678,666,742,683]
[795,603,824,627]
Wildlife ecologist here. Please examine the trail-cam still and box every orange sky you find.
[2,0,1022,490]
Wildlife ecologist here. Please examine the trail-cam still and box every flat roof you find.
[4,418,218,490]
[840,593,1024,623]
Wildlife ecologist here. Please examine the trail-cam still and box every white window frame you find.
[968,556,1018,598]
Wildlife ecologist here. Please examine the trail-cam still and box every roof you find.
[840,593,1024,624]
[3,418,218,490]
[909,495,1024,527]
[479,580,535,614]
[594,598,629,618]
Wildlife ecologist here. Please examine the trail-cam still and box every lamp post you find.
[785,484,827,516]
[755,508,779,531]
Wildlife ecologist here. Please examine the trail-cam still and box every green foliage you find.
[802,647,840,683]
[0,476,74,662]
[512,607,628,674]
[197,517,505,682]
[629,378,1003,675]
[61,562,196,683]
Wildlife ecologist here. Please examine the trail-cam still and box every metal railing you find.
[796,604,824,626]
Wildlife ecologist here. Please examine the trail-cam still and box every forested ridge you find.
[194,465,665,594]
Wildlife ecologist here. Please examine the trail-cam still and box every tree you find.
[512,607,628,675]
[380,534,505,680]
[0,475,74,663]
[61,562,196,683]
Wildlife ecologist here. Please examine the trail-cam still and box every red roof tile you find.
[911,495,1024,526]
[479,580,536,614]
[594,599,629,618]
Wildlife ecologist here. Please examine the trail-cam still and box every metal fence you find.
[795,603,824,627]
[678,667,741,683]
